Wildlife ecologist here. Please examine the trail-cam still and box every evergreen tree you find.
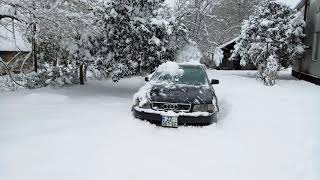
[231,0,305,86]
[94,0,185,82]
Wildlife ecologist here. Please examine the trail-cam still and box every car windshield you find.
[151,65,208,85]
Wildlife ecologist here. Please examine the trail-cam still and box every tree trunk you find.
[79,64,84,85]
[84,65,87,82]
[32,1,37,73]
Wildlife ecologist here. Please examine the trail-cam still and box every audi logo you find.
[162,103,179,110]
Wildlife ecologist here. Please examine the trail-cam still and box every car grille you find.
[151,102,191,112]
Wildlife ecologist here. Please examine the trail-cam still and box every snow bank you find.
[0,70,319,180]
[21,93,69,103]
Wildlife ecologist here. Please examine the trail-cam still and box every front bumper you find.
[133,107,218,126]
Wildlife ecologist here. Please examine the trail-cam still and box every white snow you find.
[213,47,224,66]
[156,61,184,76]
[110,8,118,18]
[0,5,15,17]
[176,43,202,63]
[149,35,161,45]
[150,18,169,27]
[0,70,319,180]
[133,61,184,107]
[277,0,301,8]
[165,0,176,8]
[133,81,153,107]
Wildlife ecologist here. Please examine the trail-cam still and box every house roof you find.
[0,4,15,17]
[217,37,239,49]
[0,25,31,52]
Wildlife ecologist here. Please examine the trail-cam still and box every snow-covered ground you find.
[0,70,319,180]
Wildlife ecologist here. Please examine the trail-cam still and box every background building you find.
[0,25,32,74]
[292,0,320,85]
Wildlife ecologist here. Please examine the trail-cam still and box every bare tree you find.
[174,0,261,62]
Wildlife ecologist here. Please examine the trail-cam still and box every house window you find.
[312,32,320,61]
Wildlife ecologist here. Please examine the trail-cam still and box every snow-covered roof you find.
[217,37,239,49]
[0,26,31,52]
[0,5,15,17]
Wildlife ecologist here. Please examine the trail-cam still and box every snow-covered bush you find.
[0,75,21,92]
[0,0,98,86]
[0,63,81,91]
[231,0,305,86]
[213,48,224,67]
[0,72,46,91]
[23,71,47,89]
[44,64,79,87]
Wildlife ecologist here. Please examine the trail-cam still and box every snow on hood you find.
[133,61,210,106]
[133,81,214,107]
[152,85,213,104]
[134,61,185,107]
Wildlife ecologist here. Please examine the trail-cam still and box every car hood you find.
[149,84,214,104]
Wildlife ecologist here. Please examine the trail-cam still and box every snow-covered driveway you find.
[0,70,319,180]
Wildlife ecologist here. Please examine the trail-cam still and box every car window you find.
[151,66,208,85]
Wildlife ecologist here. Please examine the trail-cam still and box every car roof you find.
[178,63,205,69]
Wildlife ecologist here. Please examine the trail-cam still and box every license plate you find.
[161,116,178,128]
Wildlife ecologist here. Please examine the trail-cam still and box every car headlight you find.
[133,98,150,109]
[141,102,150,109]
[134,99,140,107]
[193,104,216,113]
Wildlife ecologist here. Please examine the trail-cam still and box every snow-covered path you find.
[0,70,319,180]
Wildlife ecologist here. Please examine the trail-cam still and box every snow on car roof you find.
[179,61,202,66]
[157,61,184,76]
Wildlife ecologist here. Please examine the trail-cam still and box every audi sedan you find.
[132,62,219,127]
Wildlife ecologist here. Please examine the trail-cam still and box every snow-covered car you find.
[132,62,219,127]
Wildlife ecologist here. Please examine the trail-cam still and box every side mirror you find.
[145,77,150,82]
[211,79,219,85]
